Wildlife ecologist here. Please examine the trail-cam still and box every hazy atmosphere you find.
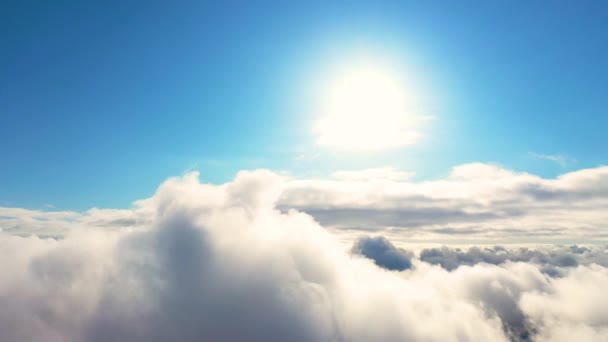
[1,1,607,341]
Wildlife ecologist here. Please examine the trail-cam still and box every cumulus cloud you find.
[351,236,608,340]
[0,171,508,341]
[418,245,600,271]
[520,265,608,342]
[351,236,413,271]
[1,170,608,341]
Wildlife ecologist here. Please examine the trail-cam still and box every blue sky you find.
[2,1,607,210]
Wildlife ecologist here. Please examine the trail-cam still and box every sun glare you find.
[315,63,425,151]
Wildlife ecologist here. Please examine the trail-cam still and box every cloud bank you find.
[3,163,608,243]
[280,163,608,243]
[1,169,607,341]
[418,245,608,275]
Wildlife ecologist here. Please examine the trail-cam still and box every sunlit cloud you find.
[4,163,608,243]
[1,171,607,341]
[280,163,608,242]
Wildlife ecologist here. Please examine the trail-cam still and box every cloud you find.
[418,245,608,276]
[520,265,608,342]
[280,163,608,242]
[0,206,150,238]
[1,171,608,341]
[3,163,608,244]
[351,236,413,271]
[530,153,576,168]
[0,171,510,341]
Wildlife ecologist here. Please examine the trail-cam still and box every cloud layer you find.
[280,163,608,242]
[0,169,607,341]
[3,163,608,243]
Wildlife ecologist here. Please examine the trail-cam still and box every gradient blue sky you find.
[2,1,607,210]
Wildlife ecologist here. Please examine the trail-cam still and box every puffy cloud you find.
[521,265,608,342]
[398,240,608,340]
[0,171,509,342]
[418,245,608,272]
[0,170,607,341]
[436,262,544,342]
[351,236,413,271]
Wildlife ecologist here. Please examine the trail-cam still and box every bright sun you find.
[315,63,425,151]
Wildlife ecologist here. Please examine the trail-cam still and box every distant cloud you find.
[418,245,607,274]
[351,235,413,271]
[280,163,608,242]
[4,163,608,242]
[530,152,576,168]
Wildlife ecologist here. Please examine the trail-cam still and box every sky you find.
[2,3,608,341]
[2,1,607,210]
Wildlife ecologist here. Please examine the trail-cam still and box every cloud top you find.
[351,235,413,271]
[0,170,607,341]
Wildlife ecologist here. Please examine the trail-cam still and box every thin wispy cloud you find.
[530,152,576,168]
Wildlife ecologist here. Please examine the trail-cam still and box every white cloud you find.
[520,265,608,342]
[280,163,608,242]
[0,170,607,341]
[3,164,608,243]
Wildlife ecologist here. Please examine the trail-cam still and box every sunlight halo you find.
[314,62,428,151]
